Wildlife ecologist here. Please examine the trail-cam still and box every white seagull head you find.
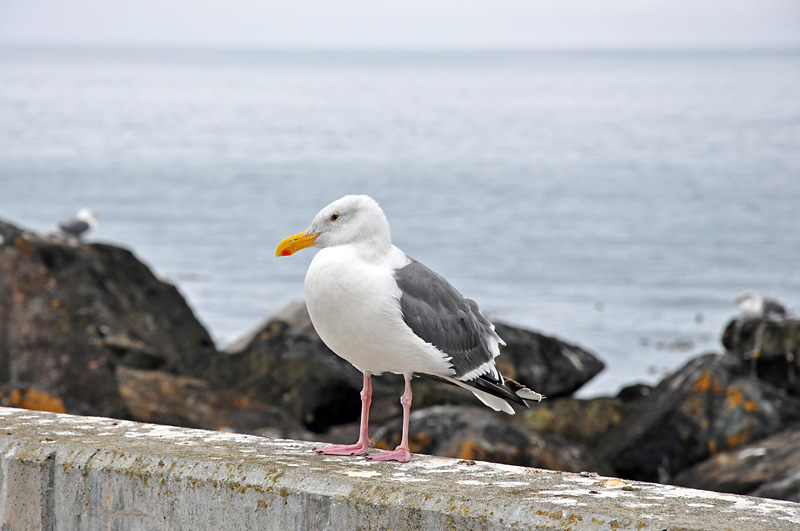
[276,195,391,256]
[733,290,760,306]
[75,208,100,228]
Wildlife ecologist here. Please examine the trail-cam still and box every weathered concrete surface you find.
[1,407,799,531]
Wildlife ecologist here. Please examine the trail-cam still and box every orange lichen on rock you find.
[457,440,479,461]
[1,388,67,414]
[372,433,401,451]
[690,370,722,394]
[726,387,745,409]
[680,395,705,418]
[408,432,431,453]
[13,236,33,253]
[726,431,749,449]
[743,400,759,412]
[725,386,760,413]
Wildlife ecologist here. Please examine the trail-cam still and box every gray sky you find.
[1,0,798,49]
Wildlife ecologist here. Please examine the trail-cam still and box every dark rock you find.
[596,353,800,484]
[513,396,636,447]
[492,321,605,398]
[0,216,604,445]
[617,383,654,402]
[315,420,363,446]
[206,317,402,433]
[115,366,312,439]
[216,301,606,433]
[372,405,613,474]
[0,218,217,418]
[222,299,321,353]
[674,424,800,502]
[406,320,606,407]
[722,318,800,396]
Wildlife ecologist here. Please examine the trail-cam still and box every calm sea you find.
[1,47,798,396]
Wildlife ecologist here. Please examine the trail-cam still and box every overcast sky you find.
[1,0,798,50]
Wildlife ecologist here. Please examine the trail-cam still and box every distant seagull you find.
[734,290,789,320]
[57,208,99,240]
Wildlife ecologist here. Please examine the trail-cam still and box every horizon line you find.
[1,42,799,54]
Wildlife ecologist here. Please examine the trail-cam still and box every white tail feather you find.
[439,375,515,415]
[515,388,545,402]
[471,388,515,415]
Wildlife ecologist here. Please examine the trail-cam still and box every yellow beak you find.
[276,231,318,257]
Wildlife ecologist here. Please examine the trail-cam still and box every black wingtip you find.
[419,372,543,412]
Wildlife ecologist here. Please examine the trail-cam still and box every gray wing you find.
[763,298,788,317]
[393,258,502,380]
[58,219,90,237]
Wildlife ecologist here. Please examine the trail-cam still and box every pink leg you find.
[368,374,412,462]
[314,372,372,456]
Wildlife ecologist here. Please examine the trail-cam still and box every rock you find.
[674,424,800,502]
[314,421,363,446]
[0,387,68,414]
[217,300,606,434]
[0,216,604,442]
[513,396,636,447]
[596,353,800,484]
[406,319,606,407]
[617,383,654,402]
[492,322,605,398]
[0,219,217,418]
[222,299,321,353]
[205,318,403,433]
[371,405,613,474]
[115,367,312,439]
[722,318,800,396]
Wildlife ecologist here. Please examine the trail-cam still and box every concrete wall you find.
[1,406,799,530]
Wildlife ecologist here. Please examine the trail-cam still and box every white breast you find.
[304,244,454,377]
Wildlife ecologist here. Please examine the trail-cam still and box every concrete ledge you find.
[1,407,799,530]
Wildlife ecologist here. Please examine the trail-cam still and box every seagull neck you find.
[348,236,393,263]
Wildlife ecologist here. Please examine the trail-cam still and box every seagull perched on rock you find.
[57,208,99,240]
[734,290,790,320]
[276,195,543,462]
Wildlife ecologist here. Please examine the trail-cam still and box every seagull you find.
[734,290,789,320]
[57,208,99,240]
[276,195,543,462]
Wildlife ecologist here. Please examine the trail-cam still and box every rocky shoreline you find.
[2,216,798,502]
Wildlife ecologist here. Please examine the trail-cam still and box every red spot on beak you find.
[281,248,292,256]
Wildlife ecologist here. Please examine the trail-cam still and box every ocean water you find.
[1,47,798,397]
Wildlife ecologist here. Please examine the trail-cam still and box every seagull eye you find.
[330,214,341,221]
